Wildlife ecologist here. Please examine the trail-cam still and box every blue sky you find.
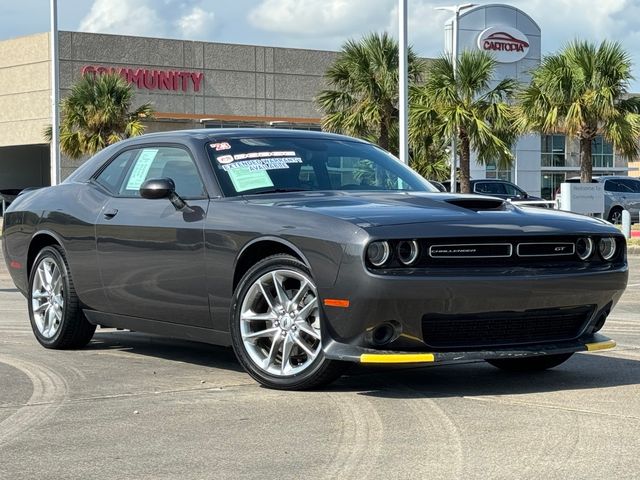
[2,0,640,90]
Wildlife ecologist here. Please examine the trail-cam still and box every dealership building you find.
[0,3,637,199]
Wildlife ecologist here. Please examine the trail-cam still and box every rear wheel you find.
[608,207,623,224]
[28,245,95,349]
[230,254,348,390]
[486,353,573,372]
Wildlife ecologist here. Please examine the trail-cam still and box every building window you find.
[592,136,614,168]
[541,172,565,200]
[485,160,512,181]
[541,135,565,167]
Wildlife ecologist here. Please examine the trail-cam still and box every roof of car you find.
[565,176,639,182]
[137,128,370,144]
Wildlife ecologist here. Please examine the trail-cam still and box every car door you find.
[94,144,211,327]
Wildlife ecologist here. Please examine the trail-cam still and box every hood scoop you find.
[444,197,505,211]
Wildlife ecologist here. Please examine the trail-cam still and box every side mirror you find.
[140,178,175,199]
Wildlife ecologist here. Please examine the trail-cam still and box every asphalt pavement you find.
[0,249,638,480]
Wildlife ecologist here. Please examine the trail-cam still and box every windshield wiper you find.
[245,188,312,195]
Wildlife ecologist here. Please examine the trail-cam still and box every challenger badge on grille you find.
[428,243,513,258]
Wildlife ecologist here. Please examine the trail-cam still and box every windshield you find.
[207,137,436,196]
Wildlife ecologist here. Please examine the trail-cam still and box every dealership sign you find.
[81,65,204,92]
[477,26,530,63]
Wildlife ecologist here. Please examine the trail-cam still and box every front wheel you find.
[486,353,574,372]
[608,207,623,224]
[230,254,348,390]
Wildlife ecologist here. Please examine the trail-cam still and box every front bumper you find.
[323,333,616,364]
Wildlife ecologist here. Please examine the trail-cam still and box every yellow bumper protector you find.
[360,353,436,364]
[585,339,617,352]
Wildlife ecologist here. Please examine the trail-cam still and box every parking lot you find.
[0,249,638,480]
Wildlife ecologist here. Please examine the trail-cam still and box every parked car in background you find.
[558,176,640,224]
[442,179,544,203]
[428,180,447,192]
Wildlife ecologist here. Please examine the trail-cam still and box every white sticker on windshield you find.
[228,167,274,192]
[125,149,158,190]
[221,157,302,172]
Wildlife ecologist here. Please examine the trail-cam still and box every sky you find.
[1,0,640,90]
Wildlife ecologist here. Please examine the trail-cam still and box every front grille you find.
[421,305,594,349]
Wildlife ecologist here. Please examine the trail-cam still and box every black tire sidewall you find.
[230,255,332,389]
[28,246,74,348]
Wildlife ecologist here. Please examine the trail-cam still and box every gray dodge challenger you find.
[1,129,628,389]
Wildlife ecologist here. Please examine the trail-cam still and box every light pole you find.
[50,0,60,186]
[435,3,476,192]
[398,0,409,165]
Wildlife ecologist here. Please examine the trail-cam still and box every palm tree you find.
[515,40,640,183]
[46,72,154,159]
[315,32,425,156]
[410,50,517,193]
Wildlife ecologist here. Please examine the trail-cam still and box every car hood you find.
[242,191,516,226]
[241,190,616,234]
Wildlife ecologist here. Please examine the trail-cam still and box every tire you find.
[28,245,96,349]
[486,353,573,372]
[230,254,349,390]
[608,207,623,224]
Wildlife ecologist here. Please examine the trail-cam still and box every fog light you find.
[576,237,594,260]
[397,240,419,265]
[367,241,390,267]
[599,237,616,260]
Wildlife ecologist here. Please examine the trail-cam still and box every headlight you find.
[366,241,390,267]
[576,237,594,260]
[598,237,617,260]
[397,240,419,265]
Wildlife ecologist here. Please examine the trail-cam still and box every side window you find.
[94,150,136,194]
[475,182,505,195]
[620,179,640,193]
[118,146,206,199]
[502,183,523,196]
[605,180,623,192]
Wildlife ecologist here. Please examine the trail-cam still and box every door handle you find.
[103,208,118,219]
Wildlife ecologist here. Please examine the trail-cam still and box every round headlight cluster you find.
[576,237,594,260]
[366,240,421,267]
[598,237,617,260]
[366,241,390,267]
[397,240,419,265]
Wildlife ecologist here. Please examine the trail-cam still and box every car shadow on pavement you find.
[85,330,245,373]
[331,352,640,398]
[85,330,639,396]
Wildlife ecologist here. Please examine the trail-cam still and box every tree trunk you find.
[459,131,471,194]
[379,116,390,152]
[579,136,593,183]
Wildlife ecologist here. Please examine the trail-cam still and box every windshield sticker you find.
[211,142,231,151]
[125,148,158,190]
[216,150,297,165]
[228,167,274,192]
[221,157,302,172]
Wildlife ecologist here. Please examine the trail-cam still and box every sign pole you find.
[50,0,60,186]
[398,0,409,165]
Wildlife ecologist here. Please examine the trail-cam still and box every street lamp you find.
[435,3,476,192]
[398,0,409,165]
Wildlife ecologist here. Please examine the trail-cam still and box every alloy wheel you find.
[240,269,321,376]
[31,258,64,339]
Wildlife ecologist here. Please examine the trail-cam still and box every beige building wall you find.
[0,32,51,147]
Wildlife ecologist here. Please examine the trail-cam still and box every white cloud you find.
[78,0,216,40]
[247,0,394,37]
[79,0,164,37]
[177,6,215,39]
